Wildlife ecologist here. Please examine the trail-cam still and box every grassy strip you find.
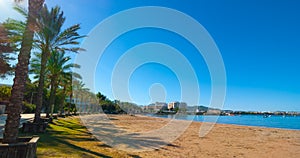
[20,117,134,158]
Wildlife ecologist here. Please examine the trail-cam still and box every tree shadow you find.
[98,144,112,148]
[128,154,142,158]
[20,118,112,158]
[53,136,112,158]
[54,119,86,130]
[81,114,180,152]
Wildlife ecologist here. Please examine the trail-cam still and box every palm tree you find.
[59,73,73,115]
[58,73,72,115]
[30,50,81,116]
[3,0,44,143]
[46,50,80,117]
[34,5,84,121]
[58,66,82,115]
[72,80,89,114]
[96,92,107,102]
[84,91,99,114]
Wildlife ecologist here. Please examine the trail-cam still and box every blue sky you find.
[1,0,299,111]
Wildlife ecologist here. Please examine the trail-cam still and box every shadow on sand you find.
[79,114,186,152]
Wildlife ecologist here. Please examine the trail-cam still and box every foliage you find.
[0,24,14,78]
[35,5,85,54]
[0,6,27,78]
[53,88,64,113]
[96,92,106,101]
[174,107,179,112]
[64,103,76,113]
[119,101,142,114]
[96,92,143,114]
[47,50,80,116]
[96,92,119,114]
[72,80,90,114]
[0,86,12,101]
[23,78,37,103]
[22,79,50,110]
[22,101,36,113]
[33,5,84,119]
[99,100,124,114]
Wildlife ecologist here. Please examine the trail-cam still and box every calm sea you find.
[149,114,300,130]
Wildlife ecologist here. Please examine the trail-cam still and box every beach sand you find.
[81,114,300,158]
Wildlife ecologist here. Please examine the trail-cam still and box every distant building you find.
[168,102,179,110]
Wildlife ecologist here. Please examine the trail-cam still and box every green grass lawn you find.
[20,117,134,158]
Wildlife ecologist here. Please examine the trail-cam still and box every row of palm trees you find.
[30,50,81,116]
[1,0,86,144]
[33,5,85,121]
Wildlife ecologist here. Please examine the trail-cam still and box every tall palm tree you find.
[34,5,84,122]
[3,0,44,143]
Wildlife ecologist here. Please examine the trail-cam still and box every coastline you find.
[80,114,300,157]
[144,114,300,131]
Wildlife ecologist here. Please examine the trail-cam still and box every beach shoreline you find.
[82,114,300,157]
[142,113,300,130]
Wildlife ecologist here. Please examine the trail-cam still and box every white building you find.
[168,102,179,110]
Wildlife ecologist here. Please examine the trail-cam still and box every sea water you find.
[150,114,300,130]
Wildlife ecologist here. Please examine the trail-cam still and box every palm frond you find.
[13,5,28,18]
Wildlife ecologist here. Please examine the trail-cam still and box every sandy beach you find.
[79,114,300,158]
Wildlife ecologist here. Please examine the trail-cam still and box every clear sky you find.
[0,0,299,111]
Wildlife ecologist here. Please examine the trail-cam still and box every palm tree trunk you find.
[68,93,73,115]
[3,0,44,144]
[59,85,67,115]
[48,77,58,117]
[3,29,33,144]
[34,48,48,122]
